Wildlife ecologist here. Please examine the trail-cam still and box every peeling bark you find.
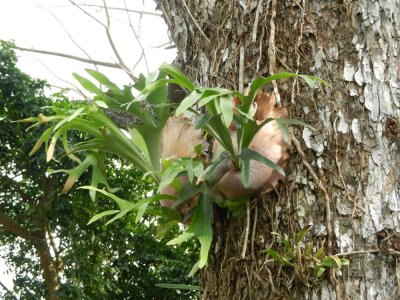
[156,0,400,299]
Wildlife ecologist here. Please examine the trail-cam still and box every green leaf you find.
[73,73,102,94]
[132,78,175,102]
[136,202,149,223]
[79,186,136,211]
[187,260,200,277]
[316,267,326,277]
[87,210,119,225]
[185,193,213,268]
[202,152,229,184]
[175,90,202,116]
[155,284,200,291]
[299,75,332,88]
[340,258,350,266]
[321,256,343,268]
[295,225,312,243]
[167,232,195,245]
[262,249,295,267]
[305,241,314,257]
[219,95,234,128]
[313,247,325,259]
[278,118,314,130]
[276,119,291,144]
[248,73,298,106]
[238,148,285,176]
[240,156,251,188]
[159,64,196,91]
[29,125,55,156]
[128,127,151,164]
[173,183,201,208]
[196,114,234,156]
[85,69,122,94]
[54,107,85,131]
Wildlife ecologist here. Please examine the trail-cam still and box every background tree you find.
[2,1,400,299]
[0,42,198,300]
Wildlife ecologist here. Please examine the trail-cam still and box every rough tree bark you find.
[155,0,400,299]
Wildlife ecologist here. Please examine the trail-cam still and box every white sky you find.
[0,0,175,293]
[0,0,176,97]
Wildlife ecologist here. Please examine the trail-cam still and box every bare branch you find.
[67,1,138,81]
[13,45,122,69]
[43,7,94,63]
[30,56,90,99]
[70,4,162,17]
[123,0,149,72]
[68,0,105,26]
[102,0,138,82]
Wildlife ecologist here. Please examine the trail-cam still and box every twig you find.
[181,0,210,44]
[251,205,258,258]
[239,46,245,93]
[255,27,265,74]
[30,56,89,99]
[251,0,264,42]
[43,7,95,65]
[13,45,121,69]
[292,134,341,297]
[291,0,305,103]
[241,202,251,258]
[103,0,138,82]
[336,249,379,257]
[77,4,162,16]
[268,0,281,106]
[291,136,333,254]
[123,0,149,73]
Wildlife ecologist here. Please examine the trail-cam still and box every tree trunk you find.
[155,0,400,299]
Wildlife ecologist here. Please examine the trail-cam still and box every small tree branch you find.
[0,212,31,240]
[44,7,95,63]
[124,0,149,72]
[68,0,105,26]
[30,55,90,99]
[13,45,122,69]
[102,0,138,82]
[78,4,162,17]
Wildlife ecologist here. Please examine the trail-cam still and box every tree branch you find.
[0,212,31,240]
[13,45,122,69]
[102,0,138,82]
[78,4,162,17]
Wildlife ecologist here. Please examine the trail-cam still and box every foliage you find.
[262,226,349,286]
[0,41,198,300]
[23,60,329,272]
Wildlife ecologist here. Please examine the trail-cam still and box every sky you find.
[0,0,175,293]
[0,0,176,97]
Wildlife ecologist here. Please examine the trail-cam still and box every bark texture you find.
[155,0,400,299]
